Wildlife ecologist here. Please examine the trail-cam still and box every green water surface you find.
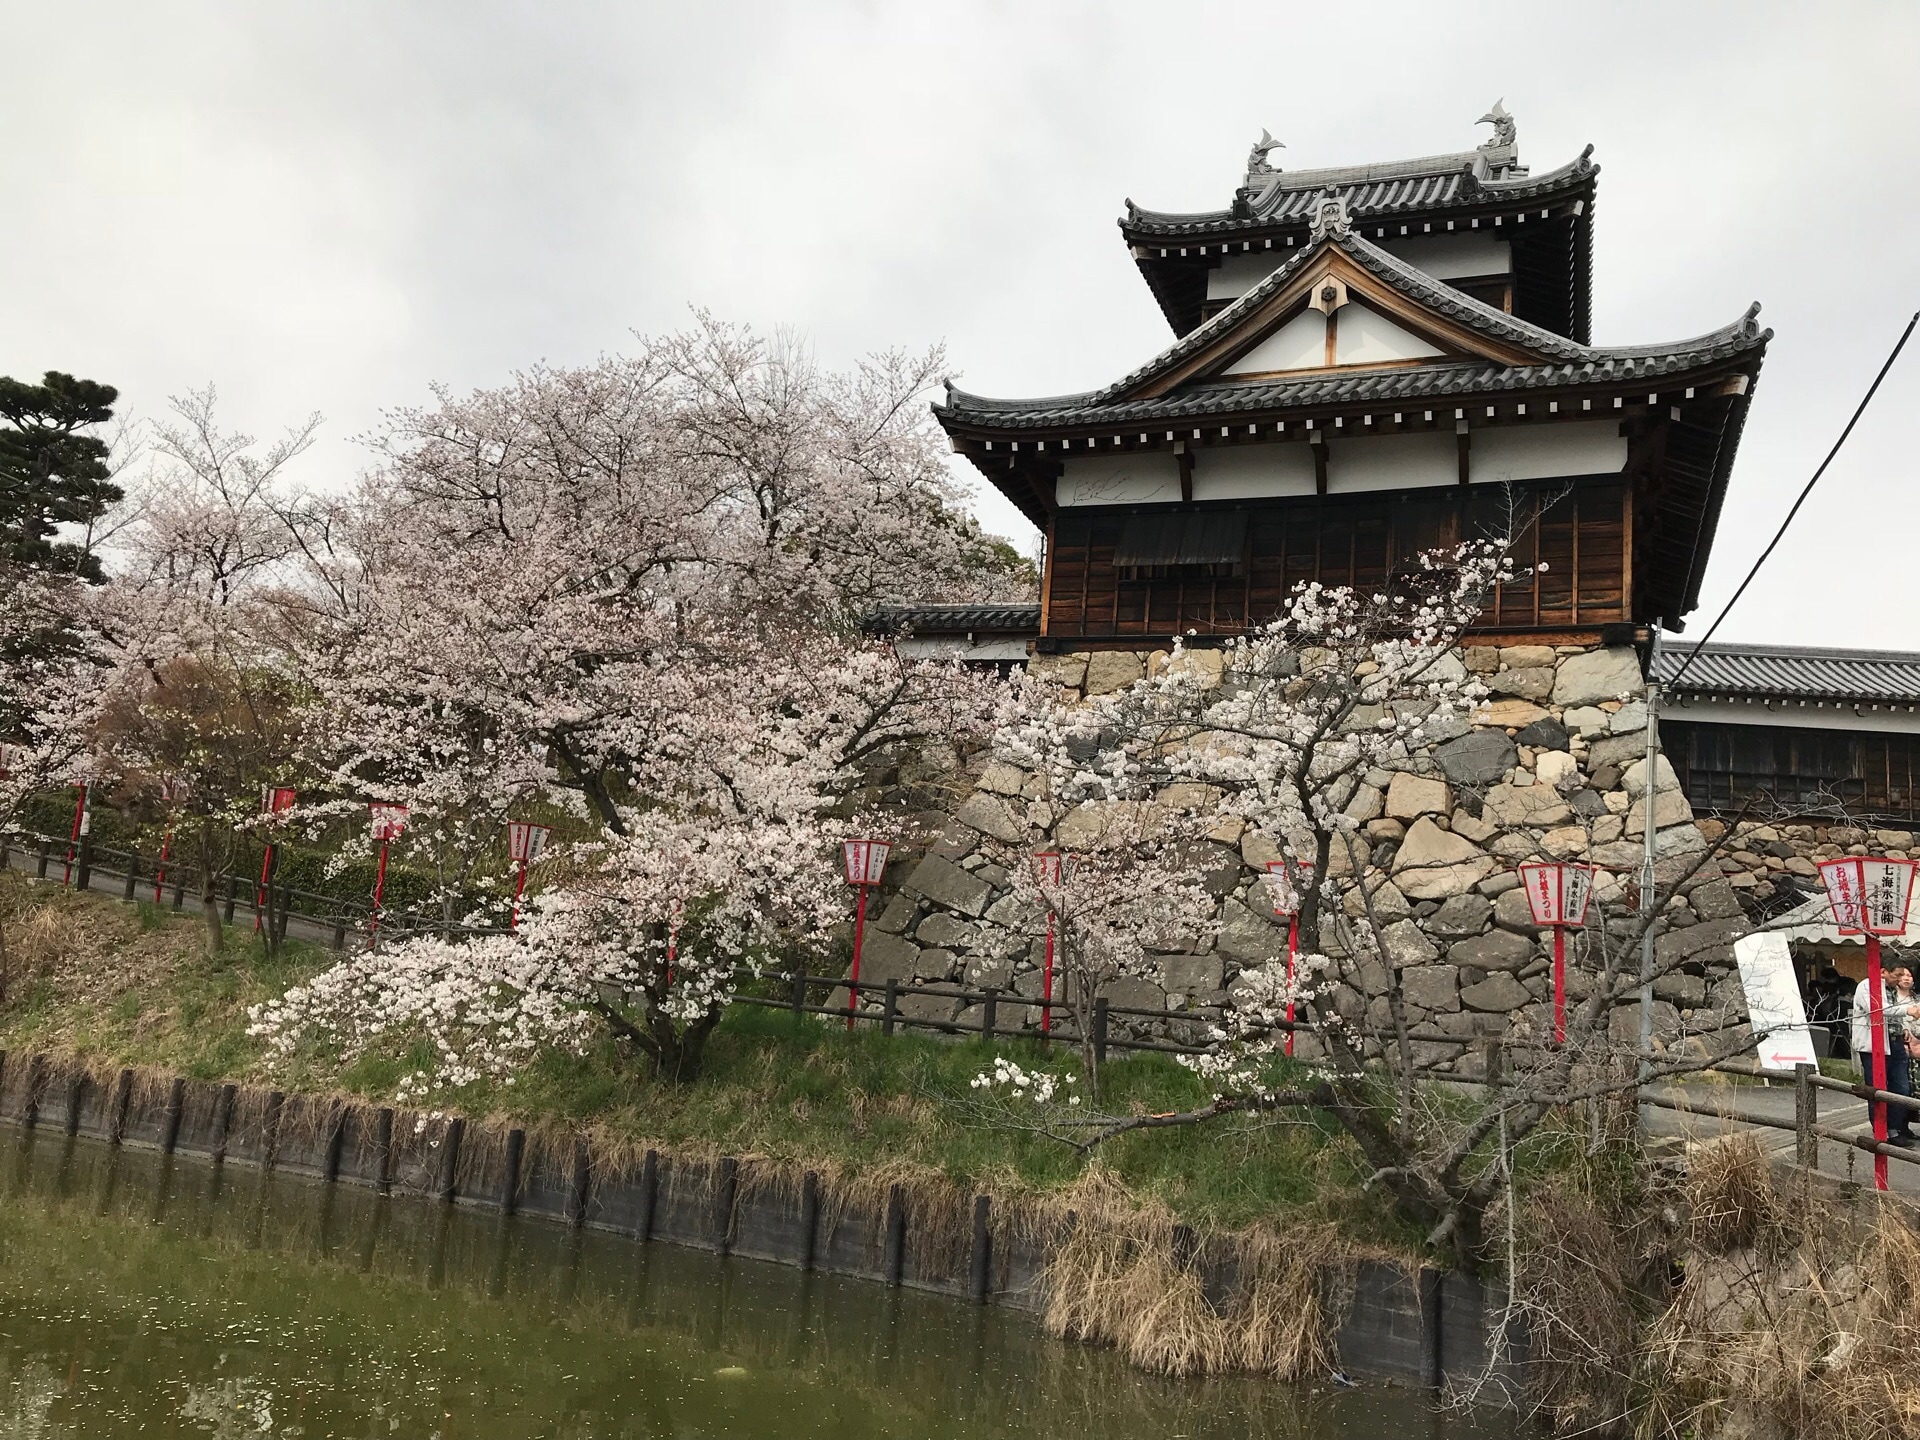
[0,1129,1514,1438]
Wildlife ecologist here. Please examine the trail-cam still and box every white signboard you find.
[1733,931,1820,1071]
[508,822,551,864]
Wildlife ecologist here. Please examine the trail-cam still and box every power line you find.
[1663,310,1919,692]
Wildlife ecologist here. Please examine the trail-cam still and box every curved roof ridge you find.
[937,228,1766,423]
[1123,146,1597,231]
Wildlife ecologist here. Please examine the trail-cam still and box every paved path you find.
[1644,1077,1920,1196]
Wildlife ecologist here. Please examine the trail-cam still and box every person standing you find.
[1853,967,1917,1147]
[1889,965,1920,1142]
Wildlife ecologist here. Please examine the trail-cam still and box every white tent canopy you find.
[1771,894,1920,948]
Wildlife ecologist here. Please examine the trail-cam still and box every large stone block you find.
[1027,652,1088,689]
[1448,928,1535,972]
[902,855,992,917]
[977,761,1028,797]
[857,930,921,985]
[1478,699,1552,729]
[1625,788,1693,837]
[1500,644,1558,670]
[1380,918,1440,967]
[984,892,1042,929]
[1158,952,1225,997]
[1343,783,1386,823]
[1435,729,1518,788]
[1217,899,1283,963]
[1654,915,1748,968]
[1492,886,1543,933]
[1622,754,1682,798]
[1392,817,1496,899]
[915,911,976,948]
[1401,965,1461,1012]
[1461,972,1532,1013]
[954,792,1024,844]
[1552,646,1644,707]
[1482,781,1574,829]
[1099,975,1166,1012]
[1490,666,1555,702]
[1084,650,1145,696]
[872,892,919,933]
[1430,892,1493,938]
[1386,772,1450,820]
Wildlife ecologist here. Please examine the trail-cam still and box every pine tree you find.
[0,371,122,581]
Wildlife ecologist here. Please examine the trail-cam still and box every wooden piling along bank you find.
[0,1048,1527,1394]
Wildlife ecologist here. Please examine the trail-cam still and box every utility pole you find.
[1638,630,1663,1094]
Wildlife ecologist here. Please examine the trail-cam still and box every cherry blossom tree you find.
[968,540,1760,1264]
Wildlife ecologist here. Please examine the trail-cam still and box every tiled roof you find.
[865,603,1041,636]
[936,228,1767,432]
[1655,643,1920,706]
[1123,150,1596,239]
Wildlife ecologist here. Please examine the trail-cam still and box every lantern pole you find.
[510,856,529,931]
[61,782,86,887]
[1552,926,1567,1046]
[152,828,172,904]
[847,884,868,1032]
[1041,907,1055,1039]
[1290,913,1305,1059]
[1868,931,1889,1191]
[370,838,391,936]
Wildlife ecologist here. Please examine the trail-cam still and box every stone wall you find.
[861,641,1756,1068]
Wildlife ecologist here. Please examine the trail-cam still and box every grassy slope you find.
[0,876,1415,1249]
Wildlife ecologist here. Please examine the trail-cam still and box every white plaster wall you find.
[1205,251,1287,301]
[895,636,1032,662]
[1333,304,1445,365]
[1191,442,1318,501]
[1057,452,1182,507]
[1224,310,1326,375]
[1327,431,1457,493]
[1472,420,1627,482]
[1377,233,1512,280]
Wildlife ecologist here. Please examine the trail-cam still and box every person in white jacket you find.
[1853,968,1917,1146]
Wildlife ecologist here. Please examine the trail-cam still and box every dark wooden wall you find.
[1044,478,1629,639]
[1664,719,1920,826]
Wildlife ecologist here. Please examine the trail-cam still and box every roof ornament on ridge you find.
[1475,99,1526,178]
[1246,128,1284,179]
[1307,191,1353,243]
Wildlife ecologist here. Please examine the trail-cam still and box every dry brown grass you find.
[1026,1167,1356,1379]
[0,875,192,1022]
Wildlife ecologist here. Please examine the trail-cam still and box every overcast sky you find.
[5,1,1917,645]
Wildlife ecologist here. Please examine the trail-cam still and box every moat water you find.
[0,1128,1517,1438]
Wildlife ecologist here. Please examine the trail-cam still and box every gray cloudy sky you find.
[5,1,1917,645]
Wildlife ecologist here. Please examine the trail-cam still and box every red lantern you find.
[841,838,892,888]
[840,838,892,1030]
[506,821,552,931]
[1818,855,1917,1193]
[1264,859,1315,1057]
[1518,862,1592,1046]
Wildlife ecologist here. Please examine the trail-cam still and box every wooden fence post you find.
[799,1170,820,1271]
[981,989,998,1041]
[75,837,92,892]
[1796,1062,1818,1169]
[223,874,238,924]
[881,980,899,1035]
[790,971,807,1015]
[883,1183,907,1287]
[210,1083,237,1163]
[968,1194,992,1303]
[569,1136,592,1227]
[502,1128,525,1215]
[161,1077,186,1153]
[110,1068,133,1144]
[123,854,139,902]
[437,1117,465,1203]
[36,839,51,880]
[63,1072,85,1136]
[374,1107,394,1194]
[637,1149,659,1242]
[714,1155,738,1254]
[262,1090,285,1170]
[323,1105,347,1183]
[1093,998,1110,1067]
